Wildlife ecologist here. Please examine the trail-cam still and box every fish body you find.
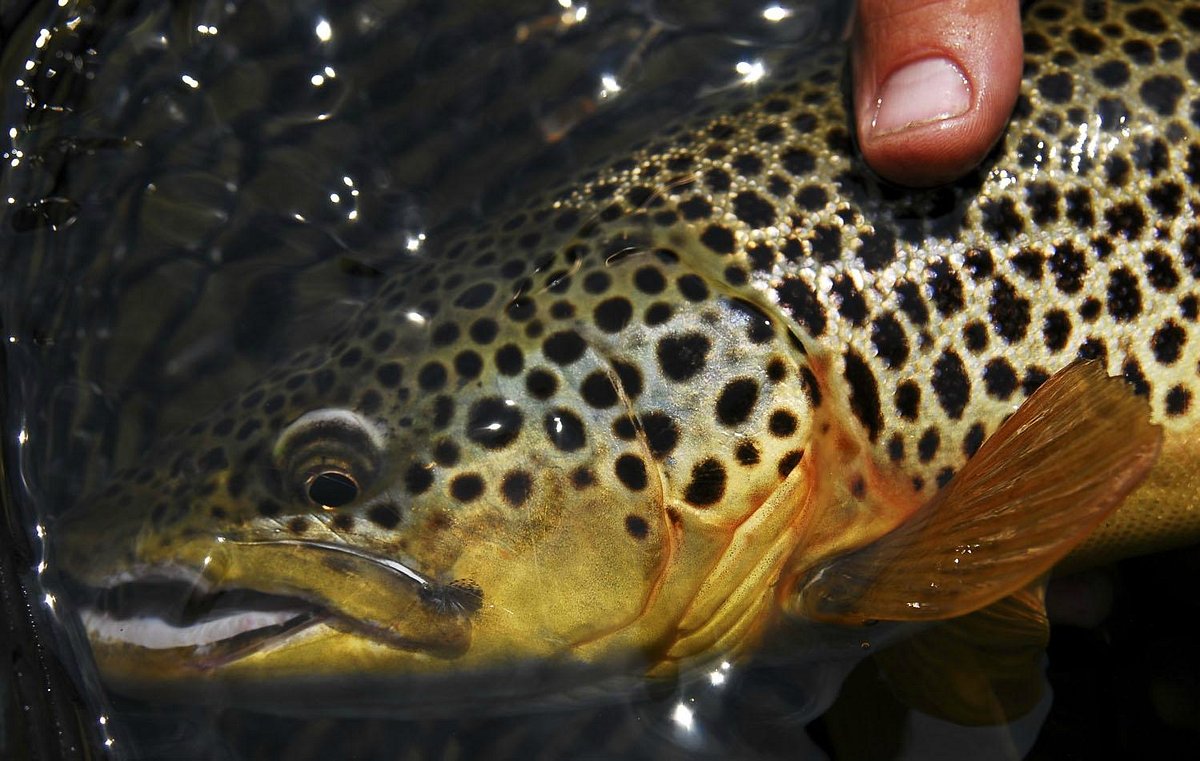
[56,0,1198,721]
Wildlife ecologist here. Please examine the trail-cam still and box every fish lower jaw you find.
[66,557,472,675]
[79,606,316,654]
[71,571,330,667]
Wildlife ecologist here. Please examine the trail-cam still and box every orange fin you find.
[795,361,1161,624]
[875,584,1050,726]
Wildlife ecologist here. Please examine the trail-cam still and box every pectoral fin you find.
[875,584,1050,726]
[794,361,1161,624]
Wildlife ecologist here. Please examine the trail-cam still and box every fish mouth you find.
[64,539,479,673]
[70,572,325,667]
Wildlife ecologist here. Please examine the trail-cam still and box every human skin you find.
[852,0,1024,187]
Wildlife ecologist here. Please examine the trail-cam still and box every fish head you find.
[57,220,828,710]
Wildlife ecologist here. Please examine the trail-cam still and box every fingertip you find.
[853,0,1024,187]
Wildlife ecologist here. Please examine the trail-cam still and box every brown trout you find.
[56,0,1200,726]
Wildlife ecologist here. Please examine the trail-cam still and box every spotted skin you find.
[59,0,1200,705]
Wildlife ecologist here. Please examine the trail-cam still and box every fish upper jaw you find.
[58,527,486,683]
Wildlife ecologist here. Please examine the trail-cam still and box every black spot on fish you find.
[928,261,965,316]
[1022,367,1051,397]
[466,398,524,450]
[700,224,735,254]
[492,343,525,376]
[1140,74,1185,116]
[571,467,596,490]
[918,428,940,463]
[501,471,532,507]
[843,351,883,441]
[781,147,816,176]
[1166,385,1192,416]
[375,363,402,388]
[980,198,1025,242]
[1107,267,1143,321]
[634,266,667,295]
[1037,72,1073,103]
[612,415,637,441]
[932,350,970,419]
[768,409,798,437]
[1042,309,1072,352]
[989,278,1032,343]
[312,369,336,393]
[735,441,760,466]
[657,333,711,382]
[936,468,956,489]
[895,281,930,326]
[767,358,788,382]
[581,372,619,408]
[1105,202,1146,239]
[470,318,499,344]
[684,458,726,506]
[642,412,679,459]
[433,440,460,467]
[644,302,673,325]
[615,454,648,491]
[338,345,360,367]
[594,297,633,333]
[831,274,868,325]
[777,277,826,336]
[418,362,447,391]
[455,351,483,380]
[544,408,587,452]
[963,423,986,458]
[716,378,759,427]
[733,192,776,228]
[677,274,709,302]
[543,331,587,365]
[367,504,402,530]
[679,197,713,220]
[450,474,484,503]
[983,358,1018,401]
[584,271,612,294]
[1152,320,1186,365]
[613,360,644,399]
[777,450,803,477]
[963,321,989,353]
[625,515,649,540]
[1093,59,1130,88]
[857,228,897,271]
[964,248,995,280]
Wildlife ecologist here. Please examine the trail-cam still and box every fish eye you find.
[306,470,360,508]
[274,409,385,506]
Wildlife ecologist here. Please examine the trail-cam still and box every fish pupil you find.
[306,471,359,508]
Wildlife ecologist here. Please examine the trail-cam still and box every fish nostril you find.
[306,471,359,508]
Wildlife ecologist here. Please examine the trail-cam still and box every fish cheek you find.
[448,475,668,655]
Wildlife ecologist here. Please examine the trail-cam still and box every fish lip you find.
[65,567,329,666]
[65,540,477,666]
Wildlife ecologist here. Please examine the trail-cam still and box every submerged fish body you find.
[57,0,1198,717]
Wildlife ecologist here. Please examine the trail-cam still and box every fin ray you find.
[796,361,1162,623]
